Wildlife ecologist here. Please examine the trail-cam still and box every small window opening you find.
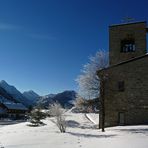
[118,81,124,91]
[121,39,135,52]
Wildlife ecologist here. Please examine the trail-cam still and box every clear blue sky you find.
[0,0,147,95]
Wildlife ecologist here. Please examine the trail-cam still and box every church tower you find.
[109,21,147,65]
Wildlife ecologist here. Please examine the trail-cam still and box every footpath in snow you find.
[0,111,148,148]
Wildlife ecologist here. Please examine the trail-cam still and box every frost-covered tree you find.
[74,95,87,112]
[48,102,66,133]
[76,50,109,99]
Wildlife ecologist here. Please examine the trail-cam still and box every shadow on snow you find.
[67,131,117,138]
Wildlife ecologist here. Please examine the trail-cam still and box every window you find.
[118,81,124,91]
[121,39,135,52]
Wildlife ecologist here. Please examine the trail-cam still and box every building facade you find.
[98,21,148,127]
[0,100,28,119]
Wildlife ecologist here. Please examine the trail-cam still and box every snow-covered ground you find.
[0,111,148,148]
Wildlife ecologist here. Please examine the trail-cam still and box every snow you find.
[85,113,99,124]
[0,111,148,148]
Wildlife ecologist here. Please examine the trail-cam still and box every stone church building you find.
[98,21,148,127]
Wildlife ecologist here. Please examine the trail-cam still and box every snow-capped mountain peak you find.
[0,80,21,96]
[37,90,77,108]
[23,90,40,102]
[0,80,32,107]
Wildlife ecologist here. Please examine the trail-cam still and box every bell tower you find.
[109,21,147,65]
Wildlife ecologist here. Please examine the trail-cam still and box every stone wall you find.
[99,56,148,127]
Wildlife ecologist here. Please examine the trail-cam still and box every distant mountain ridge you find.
[0,80,77,109]
[37,90,77,108]
[23,90,40,104]
[0,86,17,103]
[0,80,33,107]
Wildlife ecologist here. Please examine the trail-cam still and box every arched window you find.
[121,39,135,52]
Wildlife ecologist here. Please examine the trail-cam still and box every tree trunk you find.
[100,77,105,132]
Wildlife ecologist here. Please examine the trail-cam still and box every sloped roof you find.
[98,54,148,74]
[3,102,28,111]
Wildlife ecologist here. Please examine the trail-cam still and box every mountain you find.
[0,86,18,103]
[0,80,32,107]
[37,90,77,108]
[23,90,40,103]
[0,80,77,109]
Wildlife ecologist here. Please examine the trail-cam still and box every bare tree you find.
[74,95,87,112]
[48,102,66,133]
[76,50,109,100]
[76,50,109,132]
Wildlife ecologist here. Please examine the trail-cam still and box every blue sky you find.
[0,0,148,95]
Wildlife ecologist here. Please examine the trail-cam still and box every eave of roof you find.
[98,53,148,74]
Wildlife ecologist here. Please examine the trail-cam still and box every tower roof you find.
[109,21,147,28]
